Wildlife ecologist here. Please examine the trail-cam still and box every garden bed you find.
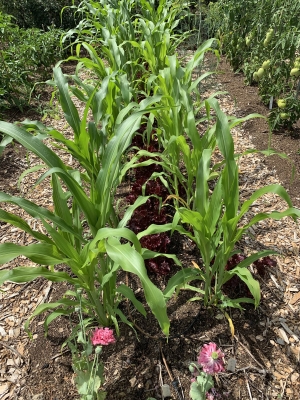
[0,54,300,400]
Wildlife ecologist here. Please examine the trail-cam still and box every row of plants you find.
[206,0,300,130]
[0,0,80,29]
[1,0,300,398]
[0,11,67,112]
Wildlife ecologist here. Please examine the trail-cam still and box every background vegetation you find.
[0,12,66,111]
[0,0,80,29]
[0,0,80,113]
[206,0,300,129]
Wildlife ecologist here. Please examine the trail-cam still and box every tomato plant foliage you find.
[207,0,300,130]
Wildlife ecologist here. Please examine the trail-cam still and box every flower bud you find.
[189,364,196,373]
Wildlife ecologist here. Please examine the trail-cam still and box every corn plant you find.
[0,72,178,336]
[164,98,300,310]
[47,65,136,183]
[62,0,139,73]
[63,0,136,45]
[123,39,223,207]
[136,0,189,33]
[62,0,190,81]
[126,0,190,75]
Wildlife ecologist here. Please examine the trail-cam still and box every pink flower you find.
[91,327,116,346]
[198,342,225,374]
[206,392,214,400]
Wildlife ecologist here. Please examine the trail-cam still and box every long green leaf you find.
[0,266,78,285]
[163,268,200,300]
[25,299,79,334]
[204,177,223,236]
[118,196,150,229]
[137,223,173,239]
[116,284,146,316]
[52,174,73,226]
[0,192,84,242]
[106,238,169,336]
[90,227,142,254]
[224,266,261,307]
[0,243,66,265]
[0,122,67,170]
[41,219,81,263]
[0,209,53,244]
[195,148,212,216]
[53,67,81,138]
[237,208,300,241]
[240,184,293,215]
[228,113,265,129]
[44,309,75,336]
[35,167,98,233]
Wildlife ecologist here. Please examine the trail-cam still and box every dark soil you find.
[23,279,281,400]
[1,56,300,400]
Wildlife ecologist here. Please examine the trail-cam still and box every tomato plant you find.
[207,0,300,130]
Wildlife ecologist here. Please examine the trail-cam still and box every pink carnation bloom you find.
[198,342,225,374]
[91,327,116,346]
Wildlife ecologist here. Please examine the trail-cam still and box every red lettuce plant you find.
[127,136,172,275]
[253,256,277,277]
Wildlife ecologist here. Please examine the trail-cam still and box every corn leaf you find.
[106,237,170,336]
[0,192,84,241]
[0,243,66,265]
[0,266,78,285]
[116,284,146,316]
